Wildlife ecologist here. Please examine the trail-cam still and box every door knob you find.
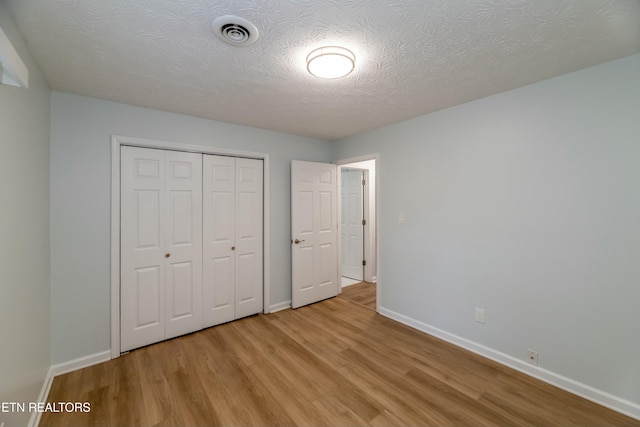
[231,246,236,251]
[294,239,305,244]
[165,253,171,258]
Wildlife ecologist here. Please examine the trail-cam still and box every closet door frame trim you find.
[110,135,270,359]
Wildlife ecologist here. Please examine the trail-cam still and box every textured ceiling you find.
[4,0,640,141]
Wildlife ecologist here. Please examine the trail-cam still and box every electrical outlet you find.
[527,349,539,366]
[474,307,485,324]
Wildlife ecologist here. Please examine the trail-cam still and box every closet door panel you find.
[164,151,203,338]
[203,155,236,327]
[235,158,263,319]
[236,252,260,312]
[121,147,166,351]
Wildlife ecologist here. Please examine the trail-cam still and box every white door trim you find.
[111,135,271,359]
[336,153,380,312]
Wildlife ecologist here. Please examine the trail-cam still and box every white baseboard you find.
[378,307,640,421]
[269,300,291,313]
[27,366,54,427]
[27,350,111,427]
[51,350,112,377]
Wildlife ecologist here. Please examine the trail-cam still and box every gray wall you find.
[50,92,331,364]
[333,53,640,405]
[0,4,51,427]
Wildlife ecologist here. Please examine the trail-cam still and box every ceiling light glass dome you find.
[306,46,355,79]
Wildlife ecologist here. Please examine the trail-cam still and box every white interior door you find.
[341,169,364,281]
[291,160,338,309]
[121,146,203,351]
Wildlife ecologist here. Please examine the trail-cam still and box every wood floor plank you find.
[267,308,352,366]
[336,356,448,426]
[138,377,179,427]
[187,328,280,427]
[167,369,219,427]
[312,392,372,427]
[369,409,410,427]
[40,296,640,427]
[135,338,187,385]
[479,371,634,427]
[341,281,376,309]
[243,357,331,427]
[402,366,519,426]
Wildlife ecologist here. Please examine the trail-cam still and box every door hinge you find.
[362,219,366,226]
[362,260,367,266]
[362,179,366,186]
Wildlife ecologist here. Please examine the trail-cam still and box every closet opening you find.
[110,135,270,358]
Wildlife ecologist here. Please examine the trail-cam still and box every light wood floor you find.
[340,281,376,310]
[41,296,638,427]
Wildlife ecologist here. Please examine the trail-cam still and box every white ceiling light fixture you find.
[306,46,355,79]
[212,15,259,47]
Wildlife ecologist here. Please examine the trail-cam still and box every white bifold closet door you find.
[203,155,263,328]
[121,146,203,352]
[121,147,263,352]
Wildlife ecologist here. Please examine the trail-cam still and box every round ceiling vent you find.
[212,15,259,47]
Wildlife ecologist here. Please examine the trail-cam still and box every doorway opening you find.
[341,167,366,284]
[338,156,377,311]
